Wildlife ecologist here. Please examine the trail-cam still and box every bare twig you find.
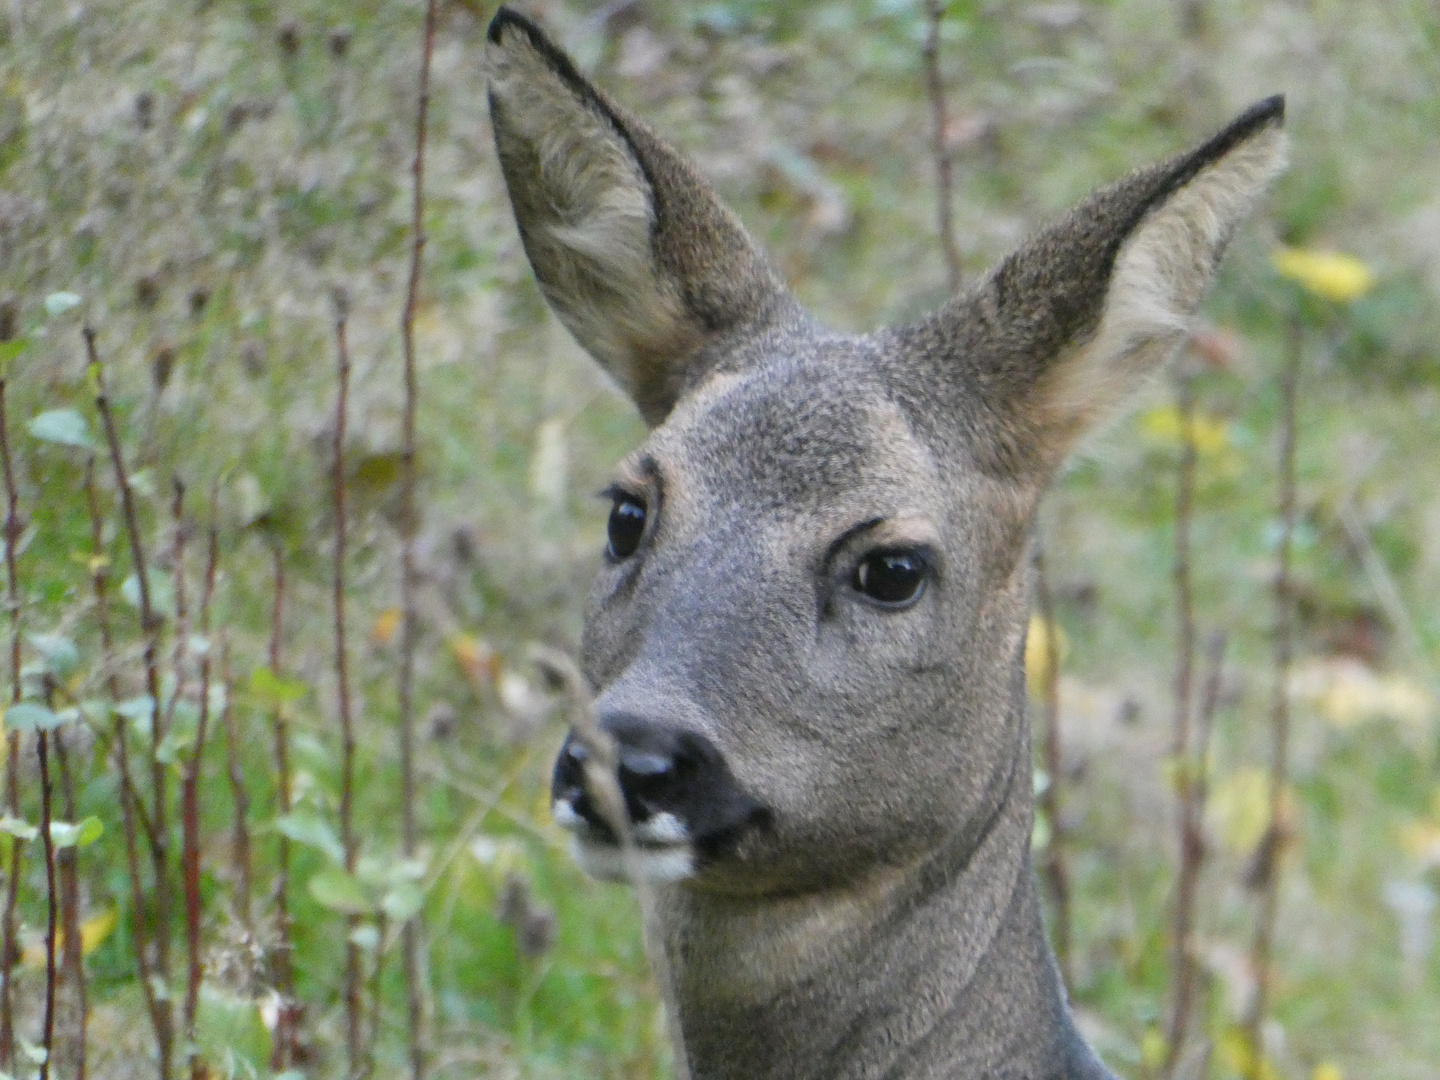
[219,637,251,931]
[1164,630,1227,1077]
[0,374,23,1068]
[331,304,364,1076]
[87,326,175,1078]
[55,728,87,1080]
[84,456,165,1060]
[36,723,57,1080]
[922,0,962,293]
[182,515,219,1079]
[1244,313,1303,1073]
[1031,542,1071,986]
[397,4,440,1075]
[264,545,299,1072]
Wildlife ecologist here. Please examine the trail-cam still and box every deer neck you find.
[649,714,1109,1080]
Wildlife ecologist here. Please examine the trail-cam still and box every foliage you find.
[0,0,1437,1078]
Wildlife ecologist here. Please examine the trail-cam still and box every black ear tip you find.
[1249,94,1286,127]
[488,6,539,46]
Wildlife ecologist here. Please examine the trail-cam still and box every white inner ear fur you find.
[487,33,698,391]
[1040,124,1288,443]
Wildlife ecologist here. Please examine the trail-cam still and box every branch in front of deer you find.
[182,513,219,1080]
[397,4,440,1075]
[87,325,176,1079]
[83,454,165,1062]
[1031,541,1071,988]
[922,0,962,294]
[0,374,23,1069]
[528,645,694,1080]
[1244,312,1303,1075]
[1164,629,1226,1078]
[330,298,364,1076]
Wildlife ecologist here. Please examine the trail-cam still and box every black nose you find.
[550,713,771,856]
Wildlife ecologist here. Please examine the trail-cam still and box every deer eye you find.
[606,494,648,560]
[853,549,927,607]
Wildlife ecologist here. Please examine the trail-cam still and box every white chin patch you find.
[572,838,696,884]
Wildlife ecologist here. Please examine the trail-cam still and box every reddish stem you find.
[87,326,174,1078]
[0,377,22,1069]
[398,3,440,1074]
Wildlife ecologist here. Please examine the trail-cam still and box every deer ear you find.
[898,97,1286,474]
[486,8,788,426]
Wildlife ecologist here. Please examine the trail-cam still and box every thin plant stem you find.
[922,0,962,294]
[1032,542,1071,986]
[36,725,58,1080]
[1244,313,1303,1073]
[398,3,440,1075]
[529,646,693,1080]
[86,326,174,1079]
[182,517,219,1079]
[84,456,165,1059]
[0,375,23,1069]
[332,304,364,1076]
[219,637,252,932]
[1163,631,1227,1077]
[55,728,87,1080]
[265,544,298,1072]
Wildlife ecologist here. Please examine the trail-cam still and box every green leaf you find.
[0,816,37,841]
[75,816,103,847]
[28,408,93,449]
[249,666,307,706]
[28,633,80,680]
[0,337,28,368]
[4,702,62,733]
[381,880,425,923]
[43,292,82,318]
[121,570,173,617]
[50,816,105,848]
[50,820,82,848]
[113,696,157,727]
[308,867,374,915]
[274,812,345,863]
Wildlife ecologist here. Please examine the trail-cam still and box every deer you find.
[485,8,1284,1078]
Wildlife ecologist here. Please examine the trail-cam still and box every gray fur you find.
[487,8,1283,1078]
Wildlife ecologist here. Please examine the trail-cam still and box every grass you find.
[1,0,1438,1077]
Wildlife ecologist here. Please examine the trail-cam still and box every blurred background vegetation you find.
[0,0,1438,1077]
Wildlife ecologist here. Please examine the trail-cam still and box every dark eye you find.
[853,549,927,607]
[606,495,647,560]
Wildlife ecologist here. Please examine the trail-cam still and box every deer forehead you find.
[626,355,953,539]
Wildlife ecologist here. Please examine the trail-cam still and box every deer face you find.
[485,9,1283,894]
[554,346,1037,892]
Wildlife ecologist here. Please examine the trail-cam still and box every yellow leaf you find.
[371,607,402,648]
[1208,768,1294,855]
[450,634,497,688]
[1140,1029,1167,1070]
[1398,820,1440,869]
[1024,615,1068,701]
[1291,658,1435,733]
[80,909,119,955]
[1139,404,1232,457]
[1313,1064,1343,1080]
[1272,247,1375,302]
[21,909,119,968]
